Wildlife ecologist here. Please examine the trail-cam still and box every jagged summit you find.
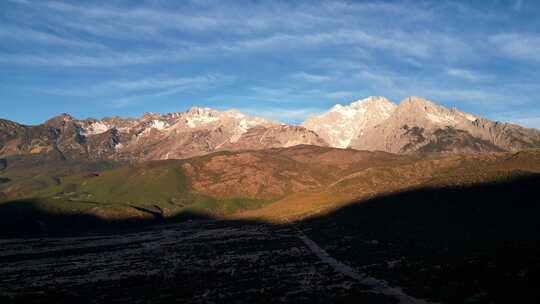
[302,95,540,153]
[44,113,75,125]
[302,96,396,148]
[350,96,393,107]
[186,106,215,115]
[0,105,325,161]
[141,112,161,120]
[390,96,475,127]
[399,96,435,106]
[1,96,539,161]
[347,96,539,153]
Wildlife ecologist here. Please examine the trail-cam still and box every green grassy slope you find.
[0,157,272,231]
[4,147,539,235]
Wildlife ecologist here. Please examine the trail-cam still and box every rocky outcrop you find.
[1,96,538,160]
[305,96,540,154]
[0,107,327,161]
[218,125,327,151]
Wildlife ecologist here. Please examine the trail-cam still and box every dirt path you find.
[296,228,434,304]
[0,221,394,303]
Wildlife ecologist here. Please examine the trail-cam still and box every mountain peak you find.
[328,96,392,115]
[394,96,480,125]
[44,113,75,126]
[187,106,215,115]
[399,96,437,108]
[302,96,397,148]
[54,113,75,121]
[350,96,394,108]
[141,112,161,120]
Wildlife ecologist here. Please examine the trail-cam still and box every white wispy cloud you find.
[42,74,233,97]
[1,0,538,123]
[0,1,474,67]
[245,86,341,106]
[442,1,509,21]
[324,91,360,100]
[489,33,540,62]
[228,29,440,60]
[0,26,107,49]
[0,49,195,67]
[446,68,491,82]
[320,1,435,21]
[107,75,230,92]
[288,72,333,83]
[6,0,29,4]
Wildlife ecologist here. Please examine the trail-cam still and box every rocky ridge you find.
[1,96,539,161]
[0,107,326,162]
[303,96,540,154]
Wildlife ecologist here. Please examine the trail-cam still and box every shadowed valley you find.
[1,146,539,303]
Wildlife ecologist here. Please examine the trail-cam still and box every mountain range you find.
[3,96,540,304]
[303,96,540,153]
[1,96,539,162]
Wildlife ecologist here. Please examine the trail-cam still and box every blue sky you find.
[1,0,539,128]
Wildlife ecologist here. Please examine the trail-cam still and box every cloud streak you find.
[489,33,540,62]
[42,74,234,97]
[0,26,107,49]
[446,68,491,82]
[1,0,539,125]
[0,1,481,67]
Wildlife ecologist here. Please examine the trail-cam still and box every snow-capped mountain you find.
[0,107,326,162]
[1,96,539,162]
[302,96,540,154]
[301,96,396,148]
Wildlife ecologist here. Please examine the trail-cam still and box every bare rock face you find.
[0,119,26,156]
[0,107,327,162]
[1,114,87,160]
[302,96,396,148]
[218,125,327,151]
[467,118,540,151]
[114,107,318,160]
[1,96,538,161]
[305,96,540,154]
[349,96,486,153]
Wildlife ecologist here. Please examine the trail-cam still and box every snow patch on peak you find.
[349,96,396,118]
[229,120,249,143]
[350,96,392,107]
[463,113,477,122]
[426,112,457,125]
[150,120,168,130]
[239,119,249,131]
[224,109,246,119]
[303,96,397,148]
[331,104,358,118]
[187,106,215,115]
[185,107,220,128]
[83,121,110,135]
[401,96,437,108]
[186,115,219,128]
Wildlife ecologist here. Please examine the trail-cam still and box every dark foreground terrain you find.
[1,175,539,303]
[0,220,408,304]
